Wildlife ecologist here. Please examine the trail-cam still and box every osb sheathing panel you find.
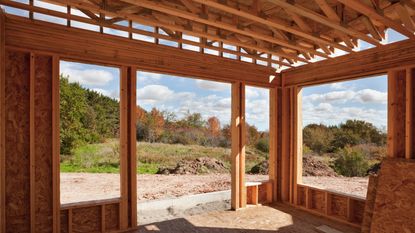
[330,195,347,219]
[5,50,30,232]
[72,206,101,233]
[60,210,69,233]
[34,55,53,233]
[297,186,306,207]
[370,159,415,233]
[258,184,268,203]
[350,199,365,224]
[361,175,379,233]
[310,189,325,213]
[105,203,119,231]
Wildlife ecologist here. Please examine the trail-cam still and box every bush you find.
[333,146,369,177]
[255,138,269,153]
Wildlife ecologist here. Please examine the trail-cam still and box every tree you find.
[146,108,165,142]
[303,124,334,154]
[207,116,221,137]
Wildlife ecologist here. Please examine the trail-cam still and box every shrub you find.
[255,138,269,153]
[333,146,369,177]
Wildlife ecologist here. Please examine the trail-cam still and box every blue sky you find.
[302,75,387,130]
[8,1,405,131]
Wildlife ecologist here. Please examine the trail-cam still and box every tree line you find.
[60,75,269,155]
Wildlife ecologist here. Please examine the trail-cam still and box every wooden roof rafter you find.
[2,0,415,72]
[122,0,330,59]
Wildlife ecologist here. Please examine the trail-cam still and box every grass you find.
[60,139,268,174]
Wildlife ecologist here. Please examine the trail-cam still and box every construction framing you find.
[1,0,415,232]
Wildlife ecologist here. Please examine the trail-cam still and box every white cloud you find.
[195,80,229,91]
[61,62,115,86]
[137,85,174,104]
[355,89,387,104]
[303,89,387,105]
[92,88,119,100]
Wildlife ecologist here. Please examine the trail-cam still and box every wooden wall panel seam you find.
[30,52,36,233]
[0,9,5,233]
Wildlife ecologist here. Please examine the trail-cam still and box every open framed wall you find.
[278,39,415,229]
[0,10,275,232]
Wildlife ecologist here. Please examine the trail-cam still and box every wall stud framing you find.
[0,9,5,233]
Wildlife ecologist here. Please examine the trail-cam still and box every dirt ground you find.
[60,173,368,204]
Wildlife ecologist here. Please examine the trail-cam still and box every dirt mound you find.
[157,157,229,175]
[250,155,337,176]
[303,154,337,177]
[250,160,269,175]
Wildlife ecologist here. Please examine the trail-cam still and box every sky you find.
[4,1,409,131]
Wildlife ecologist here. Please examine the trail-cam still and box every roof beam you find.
[191,0,352,53]
[120,0,329,59]
[266,0,381,46]
[336,0,415,39]
[40,0,302,65]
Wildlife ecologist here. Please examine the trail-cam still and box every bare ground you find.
[60,173,368,204]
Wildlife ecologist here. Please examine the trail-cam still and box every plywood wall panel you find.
[309,189,325,213]
[330,195,347,219]
[4,50,30,233]
[72,206,102,233]
[105,204,119,231]
[350,199,365,225]
[370,159,415,233]
[34,55,53,233]
[60,210,69,233]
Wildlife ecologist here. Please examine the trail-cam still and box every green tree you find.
[333,146,369,177]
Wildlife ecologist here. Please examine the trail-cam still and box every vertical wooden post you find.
[52,56,60,233]
[119,66,129,229]
[293,87,302,205]
[388,70,406,158]
[269,87,278,202]
[129,68,137,227]
[231,82,246,210]
[0,9,5,233]
[239,83,246,209]
[280,86,291,202]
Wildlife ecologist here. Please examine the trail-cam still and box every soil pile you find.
[303,154,337,177]
[250,154,338,177]
[157,157,229,175]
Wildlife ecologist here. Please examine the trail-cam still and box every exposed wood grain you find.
[5,17,276,88]
[370,159,415,232]
[282,39,415,87]
[5,50,31,232]
[0,9,5,233]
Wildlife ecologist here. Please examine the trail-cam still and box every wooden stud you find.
[0,9,5,233]
[239,83,246,209]
[101,205,105,233]
[68,208,73,233]
[119,66,129,229]
[29,52,36,233]
[231,82,242,210]
[129,67,137,227]
[269,87,278,202]
[406,68,414,159]
[52,56,60,233]
[388,70,406,158]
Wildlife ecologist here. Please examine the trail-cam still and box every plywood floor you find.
[137,204,360,233]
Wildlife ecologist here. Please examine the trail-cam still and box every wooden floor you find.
[137,203,360,233]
